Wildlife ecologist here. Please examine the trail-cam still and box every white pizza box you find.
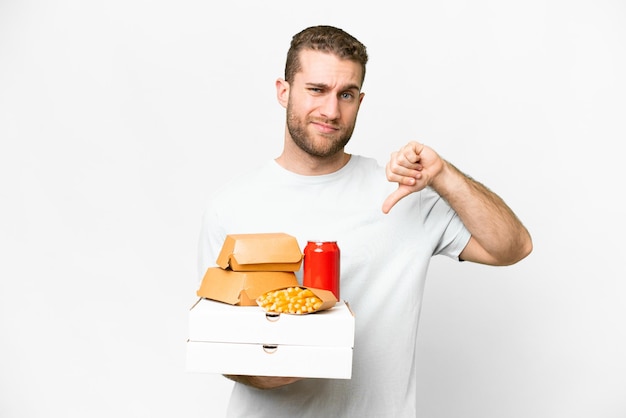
[186,341,353,379]
[187,298,354,347]
[186,298,355,379]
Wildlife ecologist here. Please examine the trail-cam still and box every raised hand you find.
[382,141,444,214]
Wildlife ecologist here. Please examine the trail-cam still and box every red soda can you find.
[303,241,340,300]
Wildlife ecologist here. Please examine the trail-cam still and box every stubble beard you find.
[286,104,355,158]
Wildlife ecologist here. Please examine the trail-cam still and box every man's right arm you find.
[224,375,303,390]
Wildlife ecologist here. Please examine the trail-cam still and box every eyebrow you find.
[305,82,361,92]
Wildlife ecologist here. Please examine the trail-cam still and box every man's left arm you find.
[383,141,532,266]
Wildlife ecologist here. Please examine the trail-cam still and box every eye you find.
[341,92,355,100]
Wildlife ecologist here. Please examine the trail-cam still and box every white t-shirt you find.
[197,155,471,417]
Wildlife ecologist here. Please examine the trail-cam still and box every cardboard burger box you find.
[186,298,355,379]
[197,267,299,306]
[198,233,304,306]
[216,232,303,272]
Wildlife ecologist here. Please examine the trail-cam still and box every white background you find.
[1,0,625,417]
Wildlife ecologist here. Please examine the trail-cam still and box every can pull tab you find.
[265,312,280,322]
[262,345,278,354]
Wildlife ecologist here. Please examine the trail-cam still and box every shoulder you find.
[349,155,384,171]
[344,155,386,182]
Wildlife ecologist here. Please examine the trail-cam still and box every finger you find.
[382,186,412,214]
[386,162,422,184]
[387,174,417,187]
[401,141,425,164]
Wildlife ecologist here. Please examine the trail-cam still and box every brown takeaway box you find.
[215,233,303,272]
[197,267,299,306]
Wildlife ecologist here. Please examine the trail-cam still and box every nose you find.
[319,95,340,120]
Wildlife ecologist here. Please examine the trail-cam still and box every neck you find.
[275,148,351,175]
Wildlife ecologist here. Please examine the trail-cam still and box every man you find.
[198,25,532,417]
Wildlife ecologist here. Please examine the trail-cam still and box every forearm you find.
[432,161,532,265]
[224,374,302,390]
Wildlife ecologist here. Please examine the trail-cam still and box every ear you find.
[276,78,289,109]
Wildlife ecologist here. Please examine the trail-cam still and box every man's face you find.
[284,49,364,158]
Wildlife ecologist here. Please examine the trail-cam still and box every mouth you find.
[311,120,340,134]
